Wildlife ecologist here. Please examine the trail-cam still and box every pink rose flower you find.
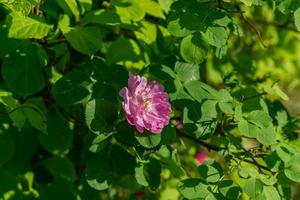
[119,73,171,133]
[195,151,207,165]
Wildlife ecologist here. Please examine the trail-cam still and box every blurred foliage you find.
[0,0,300,199]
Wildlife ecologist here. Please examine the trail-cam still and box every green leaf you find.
[63,26,103,55]
[184,81,217,102]
[134,21,157,44]
[23,103,47,134]
[205,26,228,48]
[106,37,142,64]
[276,143,296,162]
[0,169,19,196]
[213,14,232,27]
[233,88,262,113]
[167,2,210,37]
[266,152,281,172]
[146,158,162,190]
[238,111,277,145]
[234,104,243,121]
[52,69,92,107]
[81,9,121,26]
[41,156,76,182]
[198,160,224,183]
[0,131,15,166]
[218,180,241,200]
[253,0,264,6]
[163,151,185,178]
[2,42,45,97]
[248,111,273,127]
[112,0,145,21]
[256,125,277,145]
[135,164,149,186]
[167,12,193,37]
[259,186,281,200]
[7,12,53,39]
[0,0,37,15]
[38,111,73,155]
[58,14,71,31]
[92,82,118,102]
[166,79,189,102]
[36,177,77,199]
[238,119,276,145]
[86,154,112,191]
[244,178,264,199]
[0,96,26,130]
[158,0,172,13]
[174,62,200,83]
[216,89,233,103]
[160,188,180,200]
[295,8,300,31]
[54,0,80,20]
[240,0,253,6]
[149,63,176,80]
[136,132,161,149]
[110,145,136,176]
[182,100,218,139]
[161,125,177,145]
[264,83,289,100]
[278,0,300,14]
[275,110,288,128]
[77,0,93,14]
[85,99,118,134]
[0,22,21,56]
[89,132,113,153]
[115,121,138,146]
[284,154,300,183]
[239,167,259,179]
[178,179,210,199]
[201,100,218,120]
[167,160,186,179]
[257,174,277,186]
[11,127,38,162]
[238,119,258,138]
[141,0,164,19]
[180,32,208,64]
[218,102,234,114]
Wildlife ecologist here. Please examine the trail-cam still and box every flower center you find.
[144,98,151,108]
[137,90,151,109]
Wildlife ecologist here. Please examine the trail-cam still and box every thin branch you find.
[0,104,47,124]
[230,38,245,58]
[220,1,299,36]
[235,4,267,48]
[243,159,273,173]
[252,18,299,34]
[242,92,267,101]
[177,130,224,151]
[177,126,274,173]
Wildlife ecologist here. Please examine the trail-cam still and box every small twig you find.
[235,4,267,48]
[218,6,245,14]
[243,159,272,173]
[0,104,47,124]
[177,127,273,173]
[252,18,299,34]
[242,92,267,101]
[177,130,224,151]
[230,38,244,58]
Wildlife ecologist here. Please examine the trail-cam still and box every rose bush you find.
[0,0,300,200]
